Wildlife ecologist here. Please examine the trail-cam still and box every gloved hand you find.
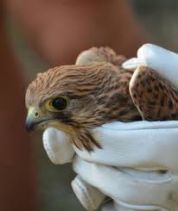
[43,44,178,211]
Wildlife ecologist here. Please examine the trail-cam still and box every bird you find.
[25,47,178,151]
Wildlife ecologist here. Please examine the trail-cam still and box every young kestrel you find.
[25,47,178,151]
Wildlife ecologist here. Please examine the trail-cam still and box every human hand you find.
[43,121,178,211]
[43,44,178,210]
[123,43,178,89]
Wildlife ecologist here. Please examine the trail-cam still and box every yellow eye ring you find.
[46,96,69,112]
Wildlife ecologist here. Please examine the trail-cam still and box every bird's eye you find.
[46,96,68,112]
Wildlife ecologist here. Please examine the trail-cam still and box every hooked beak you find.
[25,116,35,131]
[25,107,71,134]
[25,116,42,132]
[25,107,49,132]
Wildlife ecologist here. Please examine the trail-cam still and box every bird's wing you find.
[129,66,178,120]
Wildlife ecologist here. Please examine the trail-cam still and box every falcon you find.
[25,47,178,151]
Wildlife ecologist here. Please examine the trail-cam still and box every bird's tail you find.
[76,47,126,67]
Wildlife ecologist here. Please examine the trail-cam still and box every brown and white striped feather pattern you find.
[130,66,178,121]
[26,63,178,150]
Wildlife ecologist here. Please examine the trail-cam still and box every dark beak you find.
[26,107,50,132]
[25,107,57,132]
[25,115,53,132]
[25,117,38,132]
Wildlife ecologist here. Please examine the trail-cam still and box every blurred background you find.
[1,0,178,211]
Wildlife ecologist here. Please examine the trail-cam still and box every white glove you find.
[123,43,178,89]
[43,44,178,211]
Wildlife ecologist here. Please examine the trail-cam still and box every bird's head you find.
[25,63,115,134]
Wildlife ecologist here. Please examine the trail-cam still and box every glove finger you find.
[43,127,74,164]
[137,43,178,89]
[73,157,178,210]
[123,43,178,90]
[71,175,105,210]
[122,58,143,69]
[74,121,178,171]
[101,202,116,211]
[102,120,178,130]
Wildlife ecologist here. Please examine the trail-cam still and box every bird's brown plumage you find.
[25,47,178,151]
